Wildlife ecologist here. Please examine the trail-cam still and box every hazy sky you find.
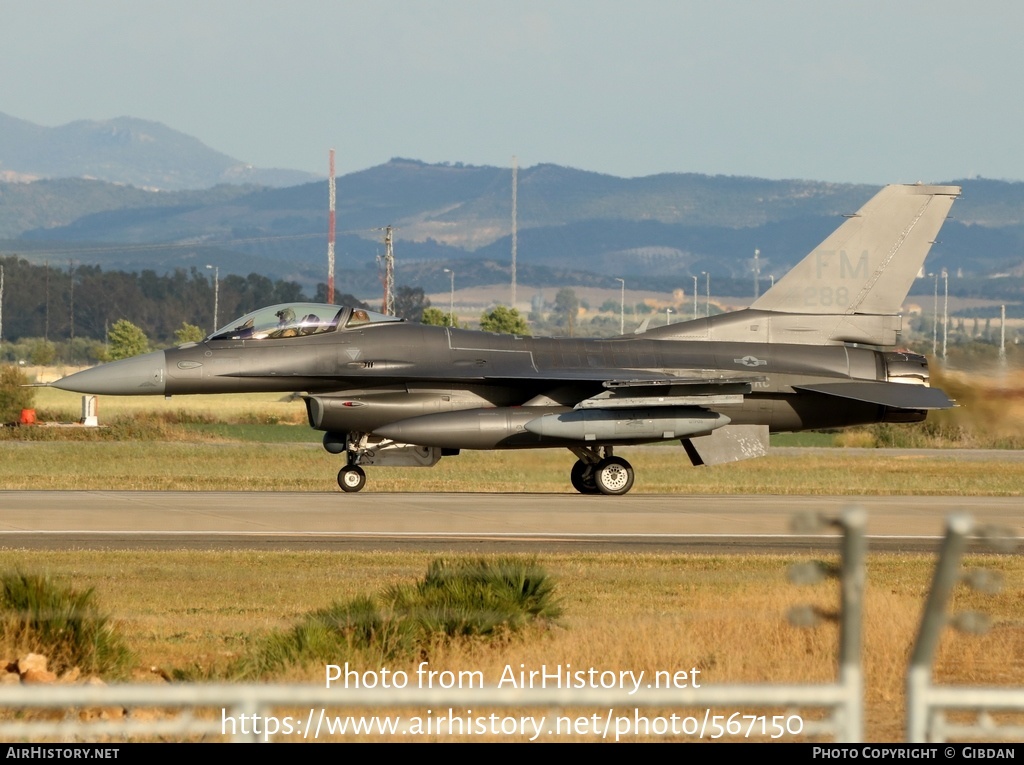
[3,1,1023,184]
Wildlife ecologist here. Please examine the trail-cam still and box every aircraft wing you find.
[479,368,764,409]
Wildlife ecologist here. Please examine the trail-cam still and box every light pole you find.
[929,273,938,357]
[614,278,625,334]
[205,264,219,333]
[942,268,948,361]
[702,271,710,317]
[691,276,698,320]
[443,268,455,327]
[999,303,1007,368]
[666,307,673,326]
[753,248,760,299]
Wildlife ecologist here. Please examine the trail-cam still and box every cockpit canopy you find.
[207,303,402,342]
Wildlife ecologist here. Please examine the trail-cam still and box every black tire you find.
[570,459,599,494]
[593,456,634,496]
[337,464,367,493]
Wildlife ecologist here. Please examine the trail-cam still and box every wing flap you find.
[602,371,765,388]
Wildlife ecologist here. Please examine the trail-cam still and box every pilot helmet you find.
[275,307,296,323]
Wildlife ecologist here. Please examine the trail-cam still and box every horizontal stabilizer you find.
[794,381,953,409]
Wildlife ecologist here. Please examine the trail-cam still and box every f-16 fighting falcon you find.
[53,184,959,495]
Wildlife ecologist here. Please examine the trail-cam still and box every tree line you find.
[3,255,645,369]
[0,256,327,342]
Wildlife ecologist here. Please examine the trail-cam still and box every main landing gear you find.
[569,446,635,496]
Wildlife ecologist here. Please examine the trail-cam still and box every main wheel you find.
[570,459,599,494]
[337,464,366,493]
[593,457,634,495]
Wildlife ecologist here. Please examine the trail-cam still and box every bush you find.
[28,340,56,366]
[0,365,34,425]
[234,558,560,679]
[237,596,418,677]
[0,572,133,677]
[386,557,562,637]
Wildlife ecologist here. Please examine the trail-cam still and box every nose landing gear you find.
[337,464,366,492]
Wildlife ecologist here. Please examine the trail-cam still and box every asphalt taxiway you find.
[0,491,1018,553]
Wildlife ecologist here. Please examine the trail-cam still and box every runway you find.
[0,491,1019,553]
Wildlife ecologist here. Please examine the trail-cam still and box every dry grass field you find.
[0,550,1020,742]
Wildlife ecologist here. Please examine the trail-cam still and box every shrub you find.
[0,365,34,425]
[386,557,562,637]
[234,558,560,679]
[0,571,133,677]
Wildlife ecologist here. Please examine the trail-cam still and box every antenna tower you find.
[511,155,518,307]
[68,259,74,340]
[382,226,395,315]
[327,149,336,304]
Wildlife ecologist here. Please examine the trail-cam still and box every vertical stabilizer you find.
[751,184,959,316]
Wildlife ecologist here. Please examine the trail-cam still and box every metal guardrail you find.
[0,681,853,742]
[906,514,1024,743]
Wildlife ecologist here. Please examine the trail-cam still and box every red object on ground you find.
[19,409,36,425]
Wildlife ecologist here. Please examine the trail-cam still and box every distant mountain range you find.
[1,113,1023,306]
[0,112,318,190]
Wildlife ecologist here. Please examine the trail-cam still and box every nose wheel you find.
[337,464,366,493]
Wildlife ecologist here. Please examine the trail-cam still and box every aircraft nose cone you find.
[52,351,167,395]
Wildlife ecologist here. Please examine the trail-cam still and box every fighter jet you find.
[53,184,959,495]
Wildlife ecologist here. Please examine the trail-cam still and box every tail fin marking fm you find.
[750,184,960,316]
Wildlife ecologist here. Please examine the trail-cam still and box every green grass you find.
[184,423,320,442]
[2,441,1024,494]
[770,432,837,447]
